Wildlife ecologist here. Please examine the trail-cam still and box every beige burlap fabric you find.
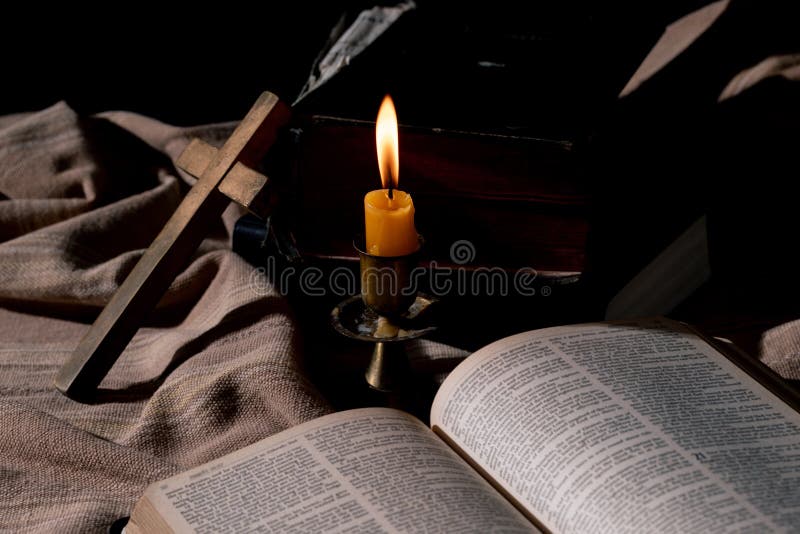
[0,103,331,532]
[761,320,800,380]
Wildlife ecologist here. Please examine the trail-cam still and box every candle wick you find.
[388,187,394,200]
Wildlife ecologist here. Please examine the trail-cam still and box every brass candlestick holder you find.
[331,236,436,392]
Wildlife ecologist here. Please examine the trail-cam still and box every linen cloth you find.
[0,103,331,532]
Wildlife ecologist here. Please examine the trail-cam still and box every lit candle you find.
[364,95,418,257]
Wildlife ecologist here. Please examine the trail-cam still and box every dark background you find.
[0,1,710,130]
[5,0,800,349]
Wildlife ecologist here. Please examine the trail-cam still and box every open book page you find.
[431,317,800,533]
[139,407,534,533]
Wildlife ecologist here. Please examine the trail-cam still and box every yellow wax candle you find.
[364,189,417,256]
[365,94,419,257]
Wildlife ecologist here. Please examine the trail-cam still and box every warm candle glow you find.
[365,94,418,257]
[376,94,399,190]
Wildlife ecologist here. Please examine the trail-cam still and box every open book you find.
[126,318,800,533]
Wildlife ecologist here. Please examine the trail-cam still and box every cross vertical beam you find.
[55,92,290,400]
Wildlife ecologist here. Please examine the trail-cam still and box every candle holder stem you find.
[330,234,434,393]
[365,342,411,392]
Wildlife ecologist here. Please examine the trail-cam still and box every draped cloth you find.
[0,103,331,532]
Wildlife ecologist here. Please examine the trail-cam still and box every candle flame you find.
[376,94,399,190]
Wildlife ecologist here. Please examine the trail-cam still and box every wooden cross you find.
[55,92,291,400]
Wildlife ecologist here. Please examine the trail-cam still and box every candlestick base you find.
[330,293,437,392]
[365,342,411,393]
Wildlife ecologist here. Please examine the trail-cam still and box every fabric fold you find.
[0,103,330,533]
